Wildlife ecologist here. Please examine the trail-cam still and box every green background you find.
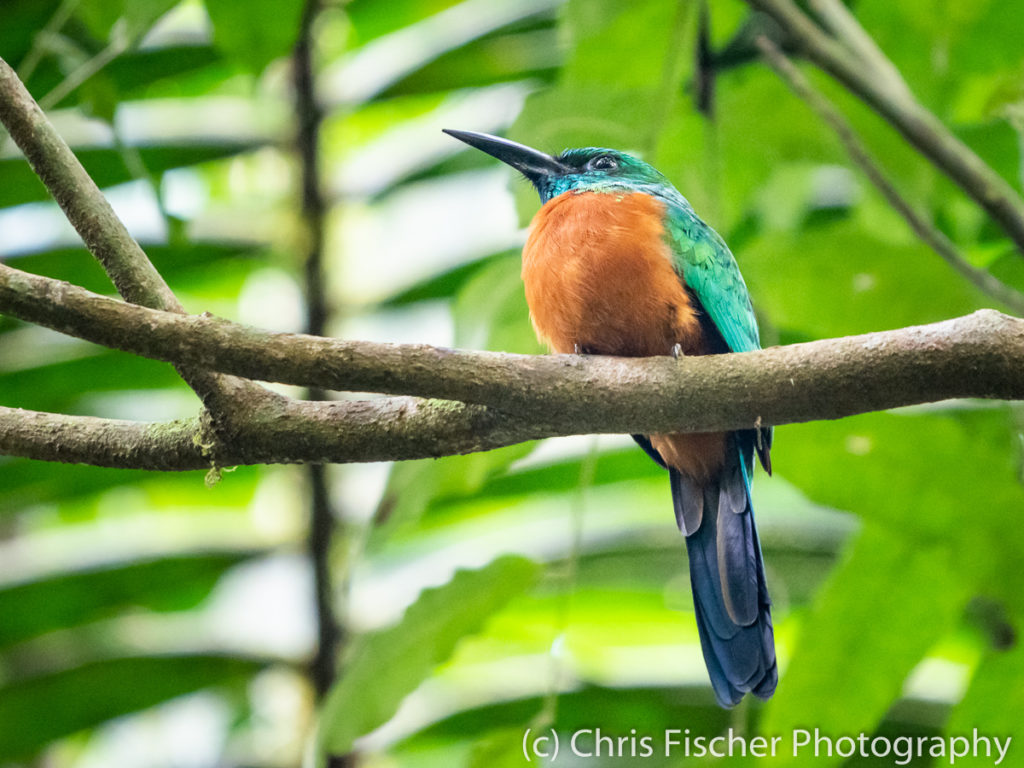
[1,0,1023,766]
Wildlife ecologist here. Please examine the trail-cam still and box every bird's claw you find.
[671,343,683,359]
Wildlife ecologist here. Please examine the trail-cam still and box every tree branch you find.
[754,36,1024,317]
[0,397,527,470]
[807,0,912,103]
[2,294,1022,471]
[0,57,180,312]
[0,55,272,436]
[2,261,1023,471]
[743,0,1024,254]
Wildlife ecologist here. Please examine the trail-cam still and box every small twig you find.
[807,0,912,102]
[755,36,1024,317]
[39,35,128,111]
[16,0,82,83]
[744,0,1024,256]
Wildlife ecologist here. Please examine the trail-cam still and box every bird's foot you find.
[671,343,683,359]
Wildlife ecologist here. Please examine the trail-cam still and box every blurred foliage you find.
[318,556,538,758]
[2,0,1024,767]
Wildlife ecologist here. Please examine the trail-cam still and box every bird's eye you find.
[589,155,617,171]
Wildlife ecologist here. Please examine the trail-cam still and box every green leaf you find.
[453,254,542,354]
[478,447,663,499]
[3,241,266,298]
[368,149,497,203]
[559,0,690,92]
[946,642,1024,756]
[375,22,560,101]
[0,460,262,516]
[741,219,985,339]
[762,525,970,762]
[776,410,1024,544]
[376,251,511,307]
[0,0,64,67]
[0,552,257,650]
[24,45,235,109]
[0,654,264,759]
[372,442,536,546]
[468,727,537,768]
[345,0,466,46]
[318,556,539,757]
[0,141,266,209]
[204,0,305,74]
[0,351,186,414]
[0,460,170,514]
[396,684,727,761]
[956,121,1022,195]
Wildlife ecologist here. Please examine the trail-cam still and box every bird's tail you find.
[670,436,777,708]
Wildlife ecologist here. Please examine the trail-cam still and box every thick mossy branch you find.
[1,260,1023,471]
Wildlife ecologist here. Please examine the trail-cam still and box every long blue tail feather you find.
[672,433,777,707]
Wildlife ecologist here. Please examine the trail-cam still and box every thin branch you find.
[0,397,524,470]
[755,36,1024,317]
[0,57,178,310]
[292,0,344,718]
[743,0,1024,255]
[807,0,912,102]
[1,263,1023,452]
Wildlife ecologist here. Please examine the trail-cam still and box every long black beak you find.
[443,129,568,183]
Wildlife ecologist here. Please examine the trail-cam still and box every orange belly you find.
[521,190,724,482]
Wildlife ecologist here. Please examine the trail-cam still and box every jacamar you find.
[444,129,777,708]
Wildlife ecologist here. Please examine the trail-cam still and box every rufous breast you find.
[521,190,703,357]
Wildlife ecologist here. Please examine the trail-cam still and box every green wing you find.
[660,195,773,472]
[661,202,761,354]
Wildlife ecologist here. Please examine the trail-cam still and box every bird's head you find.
[443,129,670,204]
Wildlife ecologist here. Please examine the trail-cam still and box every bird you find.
[443,129,777,707]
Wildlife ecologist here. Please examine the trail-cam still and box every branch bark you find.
[0,397,522,470]
[0,58,177,311]
[1,260,1023,472]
